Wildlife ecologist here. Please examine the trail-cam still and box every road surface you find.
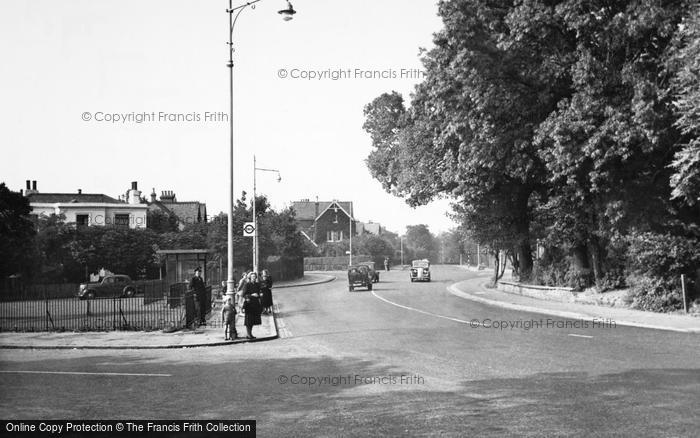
[1,266,698,436]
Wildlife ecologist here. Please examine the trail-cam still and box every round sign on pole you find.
[243,222,256,237]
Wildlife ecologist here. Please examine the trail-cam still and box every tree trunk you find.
[517,240,533,282]
[509,250,519,277]
[513,188,533,282]
[499,250,507,280]
[571,244,590,270]
[588,236,604,290]
[491,249,500,286]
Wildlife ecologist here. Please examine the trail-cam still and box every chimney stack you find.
[150,188,157,202]
[160,190,176,203]
[127,181,142,205]
[25,180,38,196]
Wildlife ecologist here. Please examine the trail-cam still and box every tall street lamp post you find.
[225,0,297,299]
[349,203,354,266]
[252,154,281,273]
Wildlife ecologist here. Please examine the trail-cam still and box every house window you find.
[326,230,344,242]
[333,212,338,223]
[114,214,130,228]
[76,214,89,226]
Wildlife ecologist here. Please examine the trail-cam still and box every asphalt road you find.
[1,266,698,437]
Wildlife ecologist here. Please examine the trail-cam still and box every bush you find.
[627,275,684,312]
[626,232,700,281]
[623,232,699,311]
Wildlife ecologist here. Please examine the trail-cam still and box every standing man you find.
[384,257,390,272]
[189,267,208,325]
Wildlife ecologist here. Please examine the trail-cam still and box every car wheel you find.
[367,283,373,291]
[124,287,135,298]
[410,278,415,282]
[349,286,354,292]
[87,291,96,299]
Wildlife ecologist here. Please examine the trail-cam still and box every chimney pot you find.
[26,180,31,190]
[32,181,37,191]
[78,189,82,194]
[131,181,137,190]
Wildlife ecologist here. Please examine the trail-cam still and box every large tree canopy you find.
[364,0,699,291]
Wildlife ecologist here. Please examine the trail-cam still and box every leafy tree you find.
[147,209,179,233]
[354,233,394,265]
[533,0,690,287]
[363,0,578,279]
[669,2,700,206]
[0,183,36,278]
[404,224,437,262]
[436,229,465,264]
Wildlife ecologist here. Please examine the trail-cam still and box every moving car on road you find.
[78,274,139,299]
[409,259,431,282]
[359,261,380,283]
[348,265,373,291]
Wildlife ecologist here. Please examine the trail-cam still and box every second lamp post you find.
[252,155,281,273]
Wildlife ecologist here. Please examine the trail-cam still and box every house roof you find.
[149,200,206,226]
[27,193,122,204]
[291,201,353,221]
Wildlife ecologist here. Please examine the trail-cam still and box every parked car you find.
[78,275,139,299]
[348,265,373,291]
[359,261,380,283]
[409,259,431,282]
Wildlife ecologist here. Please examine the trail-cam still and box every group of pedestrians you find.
[221,269,274,341]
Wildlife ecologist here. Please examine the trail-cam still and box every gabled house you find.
[24,180,148,229]
[291,199,356,247]
[147,189,207,230]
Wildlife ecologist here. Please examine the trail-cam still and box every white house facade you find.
[24,180,148,229]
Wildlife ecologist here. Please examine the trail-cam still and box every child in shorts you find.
[221,296,237,340]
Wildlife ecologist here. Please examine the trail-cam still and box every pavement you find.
[0,273,335,349]
[450,275,700,333]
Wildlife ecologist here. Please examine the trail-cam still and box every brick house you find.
[291,199,356,249]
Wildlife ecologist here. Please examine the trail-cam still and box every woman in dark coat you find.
[260,270,274,314]
[241,272,262,339]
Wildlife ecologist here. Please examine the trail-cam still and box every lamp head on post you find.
[278,1,297,21]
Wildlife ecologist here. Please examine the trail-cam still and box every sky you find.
[0,0,457,235]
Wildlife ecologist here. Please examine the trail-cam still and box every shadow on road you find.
[1,353,697,436]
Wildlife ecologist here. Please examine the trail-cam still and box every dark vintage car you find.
[409,259,431,282]
[359,261,380,283]
[78,274,139,299]
[348,265,373,291]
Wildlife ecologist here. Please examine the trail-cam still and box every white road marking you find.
[371,291,480,326]
[567,334,593,339]
[0,371,171,377]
